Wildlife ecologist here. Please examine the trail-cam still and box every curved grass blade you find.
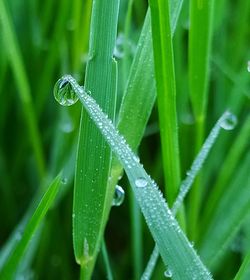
[0,175,61,279]
[141,111,233,279]
[55,76,212,279]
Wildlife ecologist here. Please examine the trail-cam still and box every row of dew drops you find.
[54,76,150,207]
[54,75,238,279]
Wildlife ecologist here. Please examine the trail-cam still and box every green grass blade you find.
[142,111,232,278]
[234,251,250,280]
[0,0,45,178]
[148,0,181,206]
[55,76,212,279]
[188,0,215,240]
[73,1,119,278]
[101,241,113,280]
[189,0,215,119]
[199,153,250,270]
[0,175,61,279]
[202,115,250,226]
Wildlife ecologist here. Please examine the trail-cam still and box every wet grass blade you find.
[0,175,61,279]
[55,76,212,279]
[73,1,119,278]
[141,111,233,279]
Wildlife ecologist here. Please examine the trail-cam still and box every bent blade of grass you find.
[0,0,45,178]
[59,76,212,279]
[73,0,119,278]
[0,175,61,279]
[142,111,232,279]
[233,251,250,280]
[199,152,250,270]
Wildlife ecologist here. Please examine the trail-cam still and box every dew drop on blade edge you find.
[54,77,79,106]
[112,185,125,206]
[220,112,237,130]
[135,177,148,188]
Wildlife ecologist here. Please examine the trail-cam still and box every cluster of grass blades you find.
[0,0,250,279]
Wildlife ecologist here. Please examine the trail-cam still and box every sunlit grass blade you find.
[199,153,250,270]
[0,0,45,178]
[0,175,61,279]
[73,1,119,278]
[188,0,215,240]
[233,251,250,280]
[55,76,212,279]
[141,111,233,278]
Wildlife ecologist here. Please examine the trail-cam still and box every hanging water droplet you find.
[112,185,125,206]
[54,77,79,106]
[164,268,172,278]
[220,112,237,130]
[135,177,148,188]
[247,61,250,72]
[61,177,68,184]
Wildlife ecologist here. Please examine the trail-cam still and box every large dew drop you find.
[112,185,125,206]
[135,177,148,188]
[220,112,237,130]
[54,77,79,106]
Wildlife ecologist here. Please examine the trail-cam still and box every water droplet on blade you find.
[164,268,172,278]
[135,177,148,188]
[54,77,79,106]
[220,112,237,130]
[61,177,68,184]
[247,61,250,72]
[112,185,125,206]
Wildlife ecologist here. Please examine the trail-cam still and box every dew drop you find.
[112,185,125,206]
[54,77,79,106]
[247,61,250,72]
[61,177,68,184]
[220,112,237,130]
[135,177,148,188]
[164,268,172,278]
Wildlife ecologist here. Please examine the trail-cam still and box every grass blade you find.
[202,115,250,226]
[233,251,250,280]
[199,153,250,270]
[73,1,119,278]
[142,111,233,278]
[54,75,212,279]
[0,175,61,279]
[188,0,215,240]
[148,0,181,206]
[0,0,45,177]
